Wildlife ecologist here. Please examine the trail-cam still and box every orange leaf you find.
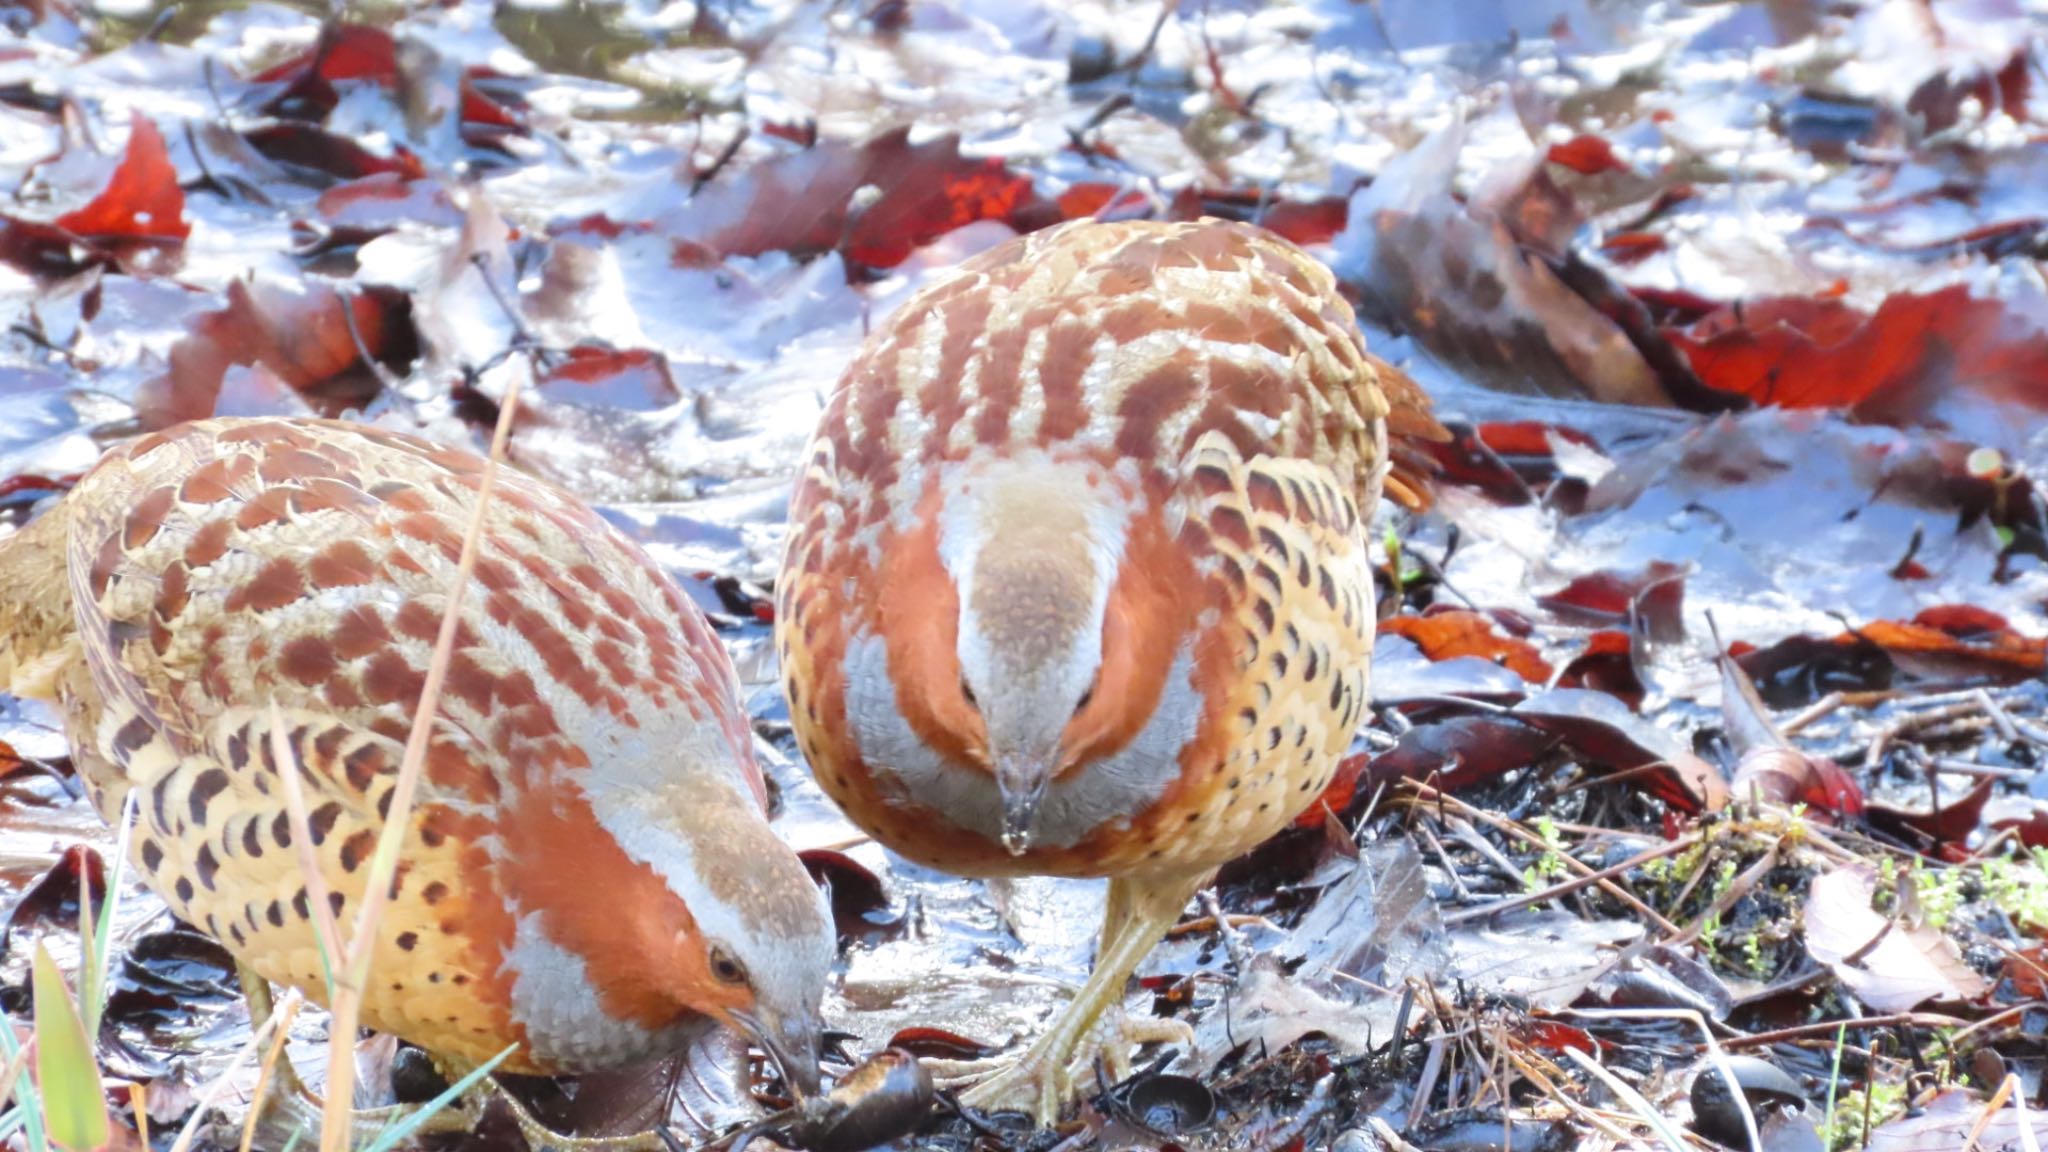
[1381,610,1553,683]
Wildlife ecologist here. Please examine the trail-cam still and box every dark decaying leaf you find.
[798,849,902,940]
[1552,631,1646,713]
[1535,561,1687,642]
[1732,633,1898,710]
[1302,714,1554,827]
[1512,689,1730,814]
[243,123,427,183]
[136,279,417,427]
[1734,608,2045,710]
[3,844,105,945]
[1866,774,1995,852]
[101,928,240,1035]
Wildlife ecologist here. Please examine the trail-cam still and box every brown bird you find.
[0,418,835,1107]
[776,218,1443,1121]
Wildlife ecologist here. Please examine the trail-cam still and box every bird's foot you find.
[932,1009,1194,1128]
[488,1091,674,1152]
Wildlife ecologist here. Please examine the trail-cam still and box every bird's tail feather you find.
[1365,353,1451,512]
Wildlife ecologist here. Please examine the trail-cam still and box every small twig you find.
[691,125,750,196]
[1443,834,1698,926]
[336,288,403,391]
[1780,691,1846,736]
[1119,0,1181,77]
[1660,842,1781,950]
[1407,784,1683,935]
[1560,1046,1692,1151]
[1719,1011,1976,1051]
[270,701,346,981]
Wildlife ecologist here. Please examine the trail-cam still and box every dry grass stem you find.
[312,375,528,1152]
[1560,1047,1690,1152]
[168,988,306,1152]
[239,992,306,1152]
[270,700,345,974]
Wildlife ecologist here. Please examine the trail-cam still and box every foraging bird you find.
[776,218,1443,1121]
[0,418,834,1098]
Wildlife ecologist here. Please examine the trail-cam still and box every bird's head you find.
[887,452,1187,855]
[666,814,836,1096]
[548,779,837,1095]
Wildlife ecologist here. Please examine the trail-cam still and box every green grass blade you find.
[84,795,136,1036]
[32,943,109,1152]
[358,1046,517,1152]
[0,1001,49,1152]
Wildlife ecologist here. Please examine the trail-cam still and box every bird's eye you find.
[710,946,747,985]
[960,676,978,708]
[1073,685,1094,715]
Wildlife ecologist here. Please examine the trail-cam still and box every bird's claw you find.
[932,1009,1194,1128]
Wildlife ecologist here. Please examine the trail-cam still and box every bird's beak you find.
[732,1008,823,1100]
[994,752,1049,856]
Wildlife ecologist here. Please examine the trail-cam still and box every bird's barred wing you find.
[61,419,763,817]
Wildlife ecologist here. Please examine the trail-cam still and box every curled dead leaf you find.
[1804,864,1988,1011]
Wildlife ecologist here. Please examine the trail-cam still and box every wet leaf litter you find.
[0,1,2044,1151]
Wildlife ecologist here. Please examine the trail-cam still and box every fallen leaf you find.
[244,123,427,182]
[137,279,416,428]
[1546,134,1628,176]
[1859,611,2046,682]
[536,347,681,412]
[1992,809,2048,850]
[251,22,400,88]
[1866,775,1994,851]
[1513,688,1730,814]
[1553,630,1647,712]
[1425,421,1604,506]
[52,115,188,243]
[1804,864,1988,1011]
[1381,610,1553,683]
[1733,632,1897,710]
[1536,561,1688,642]
[1659,284,2048,425]
[1334,113,1716,409]
[1867,1087,2034,1152]
[669,127,1046,271]
[1302,713,1554,826]
[1718,618,1864,817]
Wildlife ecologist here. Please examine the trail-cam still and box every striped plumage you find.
[0,418,833,1087]
[776,218,1442,1120]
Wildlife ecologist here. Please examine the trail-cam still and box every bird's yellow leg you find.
[234,968,490,1145]
[955,870,1208,1127]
